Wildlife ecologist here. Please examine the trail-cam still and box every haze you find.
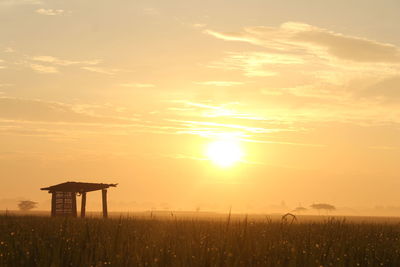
[1,0,400,215]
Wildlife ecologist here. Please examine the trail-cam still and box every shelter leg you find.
[102,189,108,218]
[81,192,86,218]
[72,193,77,217]
[51,192,56,217]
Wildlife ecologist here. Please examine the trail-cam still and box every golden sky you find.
[1,0,400,213]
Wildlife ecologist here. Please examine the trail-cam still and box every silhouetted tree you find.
[310,203,335,213]
[18,200,38,211]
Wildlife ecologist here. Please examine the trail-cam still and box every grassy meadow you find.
[1,214,400,266]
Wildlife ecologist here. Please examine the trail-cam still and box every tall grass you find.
[1,215,400,266]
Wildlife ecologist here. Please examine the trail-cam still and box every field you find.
[1,214,400,266]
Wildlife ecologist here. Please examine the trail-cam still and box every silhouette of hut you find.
[41,182,117,218]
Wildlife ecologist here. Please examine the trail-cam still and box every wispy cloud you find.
[35,8,64,16]
[161,100,300,141]
[143,7,159,16]
[241,138,326,148]
[120,83,155,88]
[24,55,102,74]
[193,23,207,28]
[0,97,190,139]
[205,22,400,63]
[81,66,118,75]
[172,101,275,121]
[171,119,277,134]
[0,97,138,125]
[0,0,42,6]
[29,55,124,75]
[3,47,15,53]
[208,52,301,77]
[32,56,100,66]
[360,76,400,102]
[368,146,398,151]
[195,81,244,87]
[162,153,208,161]
[30,63,58,73]
[4,47,14,53]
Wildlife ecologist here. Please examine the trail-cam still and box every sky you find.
[1,0,400,214]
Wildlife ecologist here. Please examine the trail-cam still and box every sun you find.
[206,139,243,167]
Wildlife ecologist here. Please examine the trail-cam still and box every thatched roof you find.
[41,181,117,193]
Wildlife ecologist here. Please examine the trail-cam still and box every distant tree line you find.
[292,203,336,213]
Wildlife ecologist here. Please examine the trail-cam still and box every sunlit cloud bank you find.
[205,22,400,92]
[203,22,400,129]
[205,22,400,63]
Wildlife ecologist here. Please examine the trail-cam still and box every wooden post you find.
[51,192,56,217]
[72,193,77,217]
[102,189,108,218]
[81,192,86,218]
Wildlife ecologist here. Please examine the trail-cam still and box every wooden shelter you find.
[41,182,117,218]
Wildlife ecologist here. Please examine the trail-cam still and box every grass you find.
[1,215,400,266]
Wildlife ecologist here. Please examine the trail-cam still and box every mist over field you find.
[1,0,400,216]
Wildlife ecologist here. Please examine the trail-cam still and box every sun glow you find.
[206,139,243,167]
